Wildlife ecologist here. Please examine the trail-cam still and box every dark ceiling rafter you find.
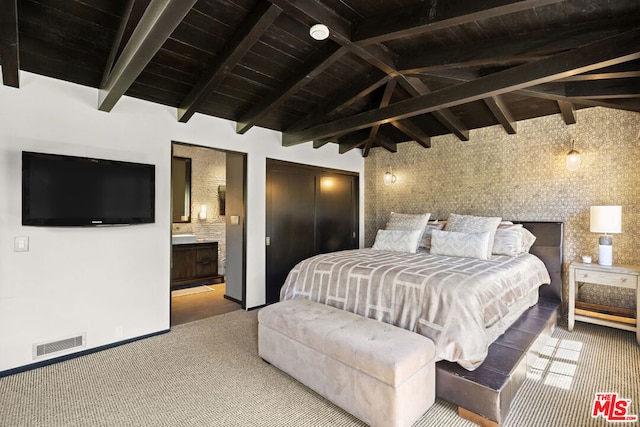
[98,0,197,112]
[282,28,640,146]
[557,100,576,125]
[289,71,391,133]
[484,96,517,134]
[351,0,570,45]
[357,78,398,156]
[423,69,640,113]
[564,79,640,99]
[375,134,398,153]
[399,76,469,141]
[101,0,135,88]
[556,61,640,82]
[235,43,348,134]
[392,119,431,148]
[0,0,19,88]
[337,130,369,154]
[178,2,282,123]
[397,21,630,74]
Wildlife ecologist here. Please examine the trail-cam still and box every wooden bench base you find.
[436,299,560,426]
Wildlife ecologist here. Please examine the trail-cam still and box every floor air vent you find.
[33,334,86,359]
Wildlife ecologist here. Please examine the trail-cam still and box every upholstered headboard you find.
[517,221,563,302]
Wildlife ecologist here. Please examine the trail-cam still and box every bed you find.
[279,220,563,425]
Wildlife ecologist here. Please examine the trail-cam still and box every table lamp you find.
[590,206,622,266]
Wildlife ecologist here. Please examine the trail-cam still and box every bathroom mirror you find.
[172,156,192,223]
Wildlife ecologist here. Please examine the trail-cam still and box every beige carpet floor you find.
[0,309,638,426]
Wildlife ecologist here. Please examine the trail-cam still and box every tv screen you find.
[22,151,155,226]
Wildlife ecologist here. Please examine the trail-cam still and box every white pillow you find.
[385,212,431,231]
[430,229,491,260]
[492,228,523,256]
[372,229,423,253]
[520,227,537,252]
[445,214,501,258]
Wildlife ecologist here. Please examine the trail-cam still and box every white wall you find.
[0,70,364,372]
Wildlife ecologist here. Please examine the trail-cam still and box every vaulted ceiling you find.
[1,0,639,156]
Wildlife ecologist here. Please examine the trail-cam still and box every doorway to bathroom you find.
[170,141,246,326]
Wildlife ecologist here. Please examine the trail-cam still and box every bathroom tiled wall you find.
[172,144,227,274]
[365,107,640,310]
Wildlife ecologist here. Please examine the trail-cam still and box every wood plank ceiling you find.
[1,0,639,156]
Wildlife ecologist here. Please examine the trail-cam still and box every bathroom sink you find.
[172,234,197,244]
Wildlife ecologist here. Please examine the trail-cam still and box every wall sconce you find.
[383,167,396,185]
[590,205,622,266]
[566,139,581,171]
[199,205,207,220]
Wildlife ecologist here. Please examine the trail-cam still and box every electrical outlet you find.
[14,236,29,252]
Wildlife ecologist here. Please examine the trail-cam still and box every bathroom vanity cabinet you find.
[171,242,223,288]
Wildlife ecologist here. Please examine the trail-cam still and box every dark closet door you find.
[266,160,358,305]
[317,175,357,253]
[266,166,317,304]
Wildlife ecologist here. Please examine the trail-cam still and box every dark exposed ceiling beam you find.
[338,131,368,154]
[484,96,517,134]
[398,23,626,74]
[178,2,281,123]
[236,44,347,134]
[420,69,640,113]
[362,139,374,157]
[391,120,431,148]
[365,78,397,155]
[313,138,331,149]
[101,0,135,88]
[282,29,640,145]
[557,61,640,81]
[400,76,470,141]
[564,79,640,99]
[352,0,569,45]
[98,0,197,112]
[557,100,576,125]
[0,0,19,87]
[286,71,390,132]
[375,134,398,153]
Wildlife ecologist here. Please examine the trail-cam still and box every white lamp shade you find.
[590,205,621,234]
[566,150,580,171]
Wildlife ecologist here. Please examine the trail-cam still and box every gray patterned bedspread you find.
[280,249,551,370]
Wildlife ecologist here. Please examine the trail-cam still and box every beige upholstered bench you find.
[258,298,436,427]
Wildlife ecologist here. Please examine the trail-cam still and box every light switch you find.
[230,215,239,225]
[15,236,29,252]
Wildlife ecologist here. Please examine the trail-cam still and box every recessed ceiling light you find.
[310,24,329,41]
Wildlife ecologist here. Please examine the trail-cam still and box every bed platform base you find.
[436,298,560,426]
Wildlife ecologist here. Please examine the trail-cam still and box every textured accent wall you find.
[172,144,226,274]
[365,107,640,310]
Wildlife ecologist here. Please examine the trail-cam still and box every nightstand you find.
[568,262,639,344]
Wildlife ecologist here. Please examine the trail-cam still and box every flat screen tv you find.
[22,151,155,226]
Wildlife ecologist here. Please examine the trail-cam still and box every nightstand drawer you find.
[575,269,637,289]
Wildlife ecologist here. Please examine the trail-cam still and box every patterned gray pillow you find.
[418,221,445,252]
[445,214,502,258]
[492,228,523,256]
[430,229,491,260]
[385,212,431,231]
[372,229,423,253]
